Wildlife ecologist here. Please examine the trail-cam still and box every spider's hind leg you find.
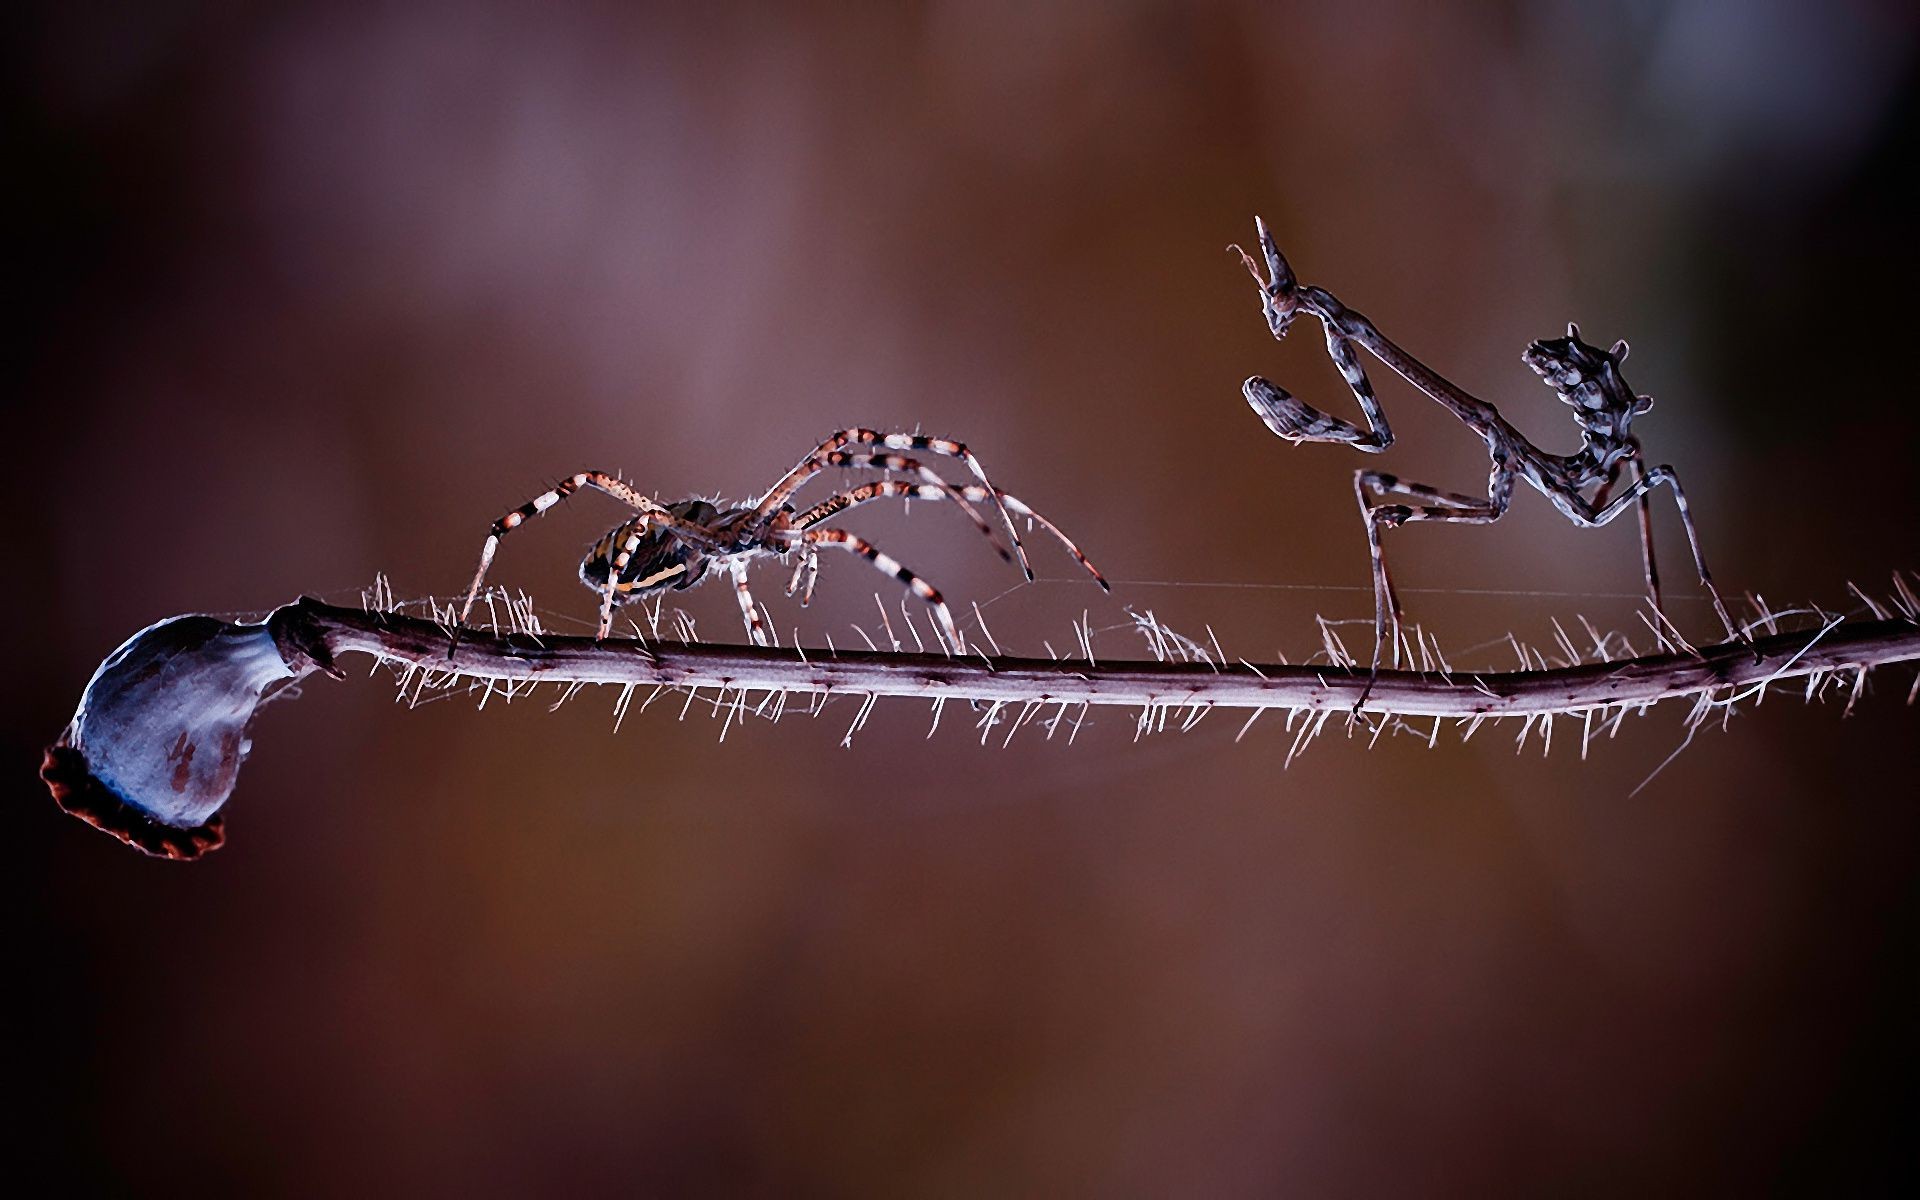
[455,471,727,650]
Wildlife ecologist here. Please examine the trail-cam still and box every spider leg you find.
[598,517,660,640]
[787,480,1109,590]
[1551,464,1743,649]
[785,456,1013,565]
[798,528,964,653]
[785,545,820,606]
[747,429,1033,580]
[457,471,726,638]
[951,487,1108,592]
[1353,464,1517,707]
[728,560,770,646]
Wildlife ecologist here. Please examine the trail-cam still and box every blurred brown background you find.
[10,1,1919,1193]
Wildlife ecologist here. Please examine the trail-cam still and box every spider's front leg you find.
[784,543,821,607]
[728,560,771,647]
[1352,464,1517,707]
[797,529,965,654]
[746,430,1033,580]
[787,479,1109,590]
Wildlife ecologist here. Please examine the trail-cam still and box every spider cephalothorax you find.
[458,430,1108,653]
[1232,216,1745,698]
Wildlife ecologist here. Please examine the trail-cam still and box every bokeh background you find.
[11,0,1919,1192]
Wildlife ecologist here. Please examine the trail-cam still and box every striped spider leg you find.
[745,475,1110,650]
[689,456,1016,649]
[769,451,1017,616]
[783,479,1110,594]
[778,528,966,651]
[788,451,1016,568]
[744,428,1036,581]
[1232,216,1745,703]
[580,492,989,651]
[452,431,1103,657]
[456,471,731,646]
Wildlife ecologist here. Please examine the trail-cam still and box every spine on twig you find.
[40,595,1920,857]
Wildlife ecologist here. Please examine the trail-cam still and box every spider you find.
[455,428,1109,653]
[1231,216,1746,695]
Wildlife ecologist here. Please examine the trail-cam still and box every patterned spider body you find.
[457,429,1108,654]
[1232,216,1745,697]
[580,499,730,599]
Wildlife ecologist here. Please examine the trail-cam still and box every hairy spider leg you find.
[783,545,821,602]
[783,453,1013,564]
[787,545,820,606]
[458,471,730,635]
[747,429,1033,580]
[798,528,964,653]
[788,481,1109,591]
[728,560,769,646]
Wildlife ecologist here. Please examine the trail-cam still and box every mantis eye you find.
[1610,339,1630,362]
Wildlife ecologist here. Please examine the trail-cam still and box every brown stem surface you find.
[44,596,1917,857]
[303,598,1917,718]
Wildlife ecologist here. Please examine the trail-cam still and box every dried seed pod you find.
[41,607,335,859]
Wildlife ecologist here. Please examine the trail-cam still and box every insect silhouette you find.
[1232,217,1745,699]
[456,428,1108,653]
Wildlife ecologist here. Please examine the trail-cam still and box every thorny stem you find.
[39,592,1919,858]
[315,599,1915,717]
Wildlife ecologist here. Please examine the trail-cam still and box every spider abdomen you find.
[580,500,726,600]
[579,531,704,599]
